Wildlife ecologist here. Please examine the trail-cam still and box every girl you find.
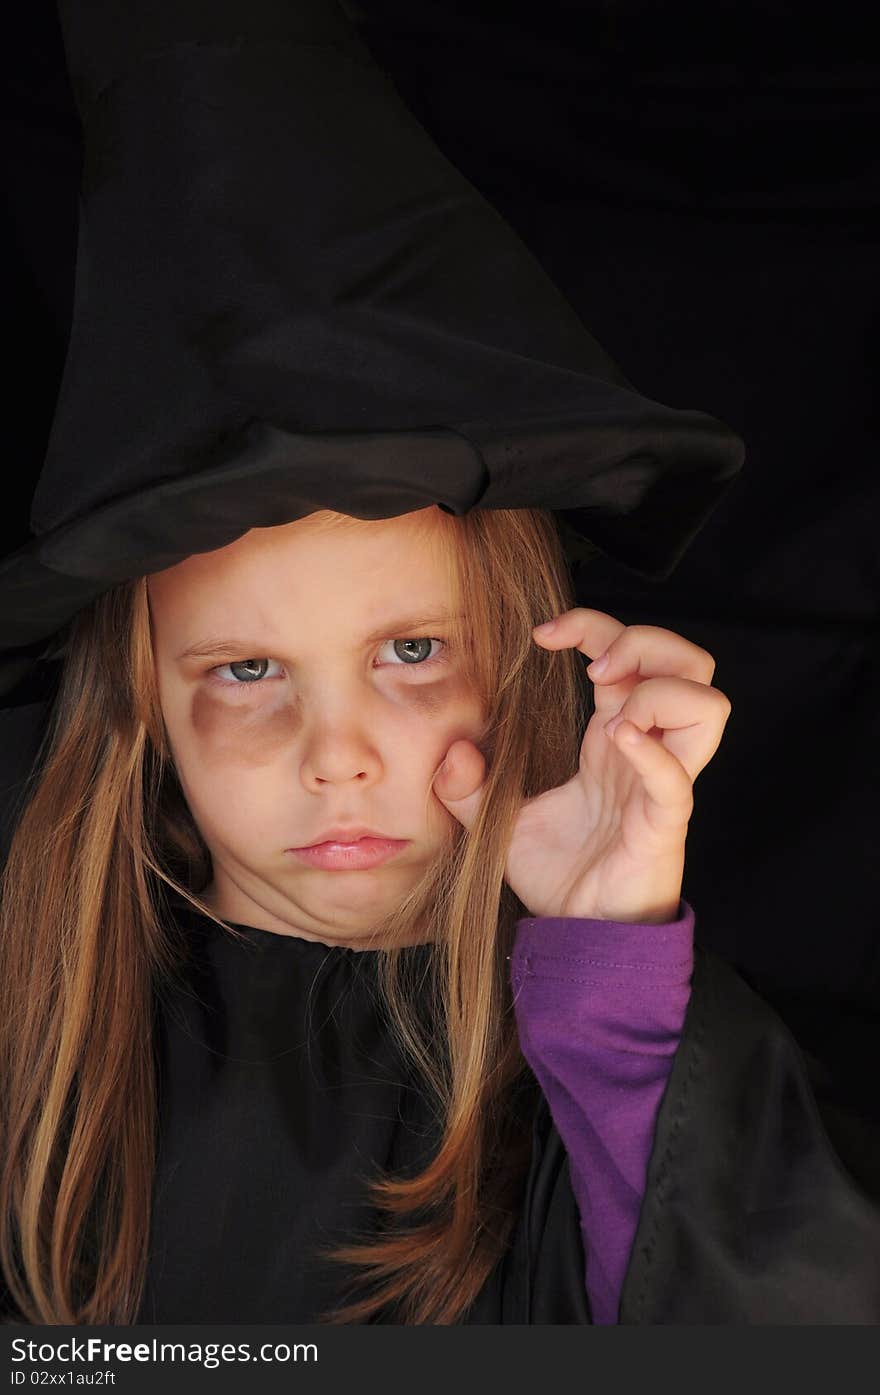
[2,0,879,1326]
[2,505,878,1326]
[0,500,711,1325]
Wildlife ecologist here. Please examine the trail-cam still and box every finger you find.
[531,610,717,710]
[604,676,732,782]
[432,739,487,832]
[606,719,695,835]
[532,607,626,666]
[585,622,716,687]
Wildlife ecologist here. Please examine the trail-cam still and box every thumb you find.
[432,739,487,832]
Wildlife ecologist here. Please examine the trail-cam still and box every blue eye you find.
[210,658,284,686]
[381,638,447,667]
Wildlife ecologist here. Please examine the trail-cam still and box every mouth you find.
[293,826,399,849]
[286,836,410,871]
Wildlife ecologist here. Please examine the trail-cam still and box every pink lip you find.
[296,825,395,848]
[287,836,410,871]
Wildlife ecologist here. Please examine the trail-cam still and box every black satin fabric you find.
[140,893,880,1326]
[140,892,468,1323]
[620,948,880,1324]
[136,890,589,1325]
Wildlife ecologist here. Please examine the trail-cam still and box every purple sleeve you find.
[509,899,695,1325]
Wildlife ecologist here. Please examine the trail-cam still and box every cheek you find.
[399,674,486,749]
[189,688,300,767]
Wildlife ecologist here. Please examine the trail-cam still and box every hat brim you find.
[0,399,744,689]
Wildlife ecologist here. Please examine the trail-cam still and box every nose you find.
[298,699,383,790]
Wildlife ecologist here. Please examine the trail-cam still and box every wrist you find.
[565,899,682,924]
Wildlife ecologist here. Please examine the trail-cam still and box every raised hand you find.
[432,608,732,923]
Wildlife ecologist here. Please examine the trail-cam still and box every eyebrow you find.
[175,612,462,661]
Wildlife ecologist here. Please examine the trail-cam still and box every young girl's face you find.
[146,507,486,948]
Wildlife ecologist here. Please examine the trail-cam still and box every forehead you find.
[146,508,458,637]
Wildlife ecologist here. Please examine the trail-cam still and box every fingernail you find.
[534,618,557,634]
[604,713,624,736]
[587,651,609,675]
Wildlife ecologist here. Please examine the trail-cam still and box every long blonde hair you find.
[0,506,593,1324]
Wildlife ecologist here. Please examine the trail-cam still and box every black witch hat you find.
[0,0,745,697]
